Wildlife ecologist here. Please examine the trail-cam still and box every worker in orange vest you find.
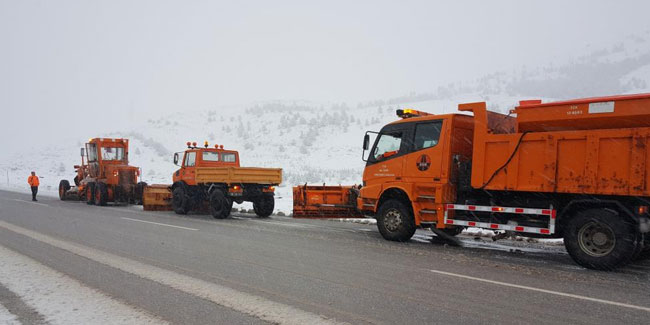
[27,171,40,201]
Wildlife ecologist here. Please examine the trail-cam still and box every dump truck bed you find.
[463,98,650,197]
[195,167,282,185]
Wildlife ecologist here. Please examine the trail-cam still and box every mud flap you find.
[431,228,463,247]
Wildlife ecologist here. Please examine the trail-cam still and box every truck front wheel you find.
[209,190,231,219]
[253,195,274,218]
[95,183,108,206]
[564,209,637,270]
[377,200,416,242]
[172,186,190,215]
[86,182,96,205]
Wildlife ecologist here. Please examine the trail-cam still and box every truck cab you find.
[172,142,241,185]
[359,110,474,230]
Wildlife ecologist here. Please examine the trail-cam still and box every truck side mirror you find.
[173,153,179,166]
[363,134,370,150]
[80,148,85,157]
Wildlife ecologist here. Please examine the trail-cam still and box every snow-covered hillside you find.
[4,32,650,214]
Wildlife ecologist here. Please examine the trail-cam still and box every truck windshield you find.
[373,133,402,160]
[101,147,125,161]
[203,151,219,161]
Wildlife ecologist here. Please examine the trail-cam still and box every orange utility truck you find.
[294,93,650,270]
[144,142,282,219]
[58,138,145,206]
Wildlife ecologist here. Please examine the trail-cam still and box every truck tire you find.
[58,180,70,201]
[209,190,230,219]
[86,182,96,205]
[377,199,416,242]
[95,182,108,206]
[172,186,190,215]
[564,209,636,270]
[253,195,274,218]
[134,182,147,205]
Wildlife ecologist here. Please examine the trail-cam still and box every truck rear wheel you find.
[86,182,96,205]
[633,234,650,261]
[253,195,274,218]
[95,183,108,206]
[58,180,70,201]
[209,190,231,219]
[564,209,636,270]
[172,186,190,215]
[377,199,416,242]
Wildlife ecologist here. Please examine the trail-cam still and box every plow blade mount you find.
[143,184,173,211]
[293,185,363,218]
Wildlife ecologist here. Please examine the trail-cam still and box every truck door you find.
[86,143,100,178]
[181,151,197,184]
[363,127,408,198]
[402,120,445,185]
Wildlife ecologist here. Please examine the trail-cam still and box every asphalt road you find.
[1,189,649,324]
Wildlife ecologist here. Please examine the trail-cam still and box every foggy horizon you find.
[3,0,650,149]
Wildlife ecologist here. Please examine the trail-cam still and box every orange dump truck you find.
[294,93,650,270]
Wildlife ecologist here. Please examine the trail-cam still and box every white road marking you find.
[430,269,650,313]
[10,198,49,207]
[121,217,198,231]
[0,245,165,324]
[105,206,147,215]
[0,220,341,325]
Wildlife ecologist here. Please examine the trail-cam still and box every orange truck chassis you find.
[294,93,650,270]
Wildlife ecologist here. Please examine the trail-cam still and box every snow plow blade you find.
[143,184,173,211]
[292,185,364,218]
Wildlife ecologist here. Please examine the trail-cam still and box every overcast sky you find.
[2,0,650,148]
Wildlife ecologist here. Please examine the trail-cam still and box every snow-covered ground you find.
[0,303,19,325]
[0,245,165,325]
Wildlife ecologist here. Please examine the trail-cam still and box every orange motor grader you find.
[58,138,145,206]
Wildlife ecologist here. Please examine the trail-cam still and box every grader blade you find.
[142,185,173,211]
[292,185,364,218]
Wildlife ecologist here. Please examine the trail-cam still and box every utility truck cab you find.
[173,142,241,184]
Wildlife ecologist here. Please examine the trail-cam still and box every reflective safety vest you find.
[28,175,40,187]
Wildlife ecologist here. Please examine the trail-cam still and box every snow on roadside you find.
[0,245,166,325]
[0,303,20,325]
